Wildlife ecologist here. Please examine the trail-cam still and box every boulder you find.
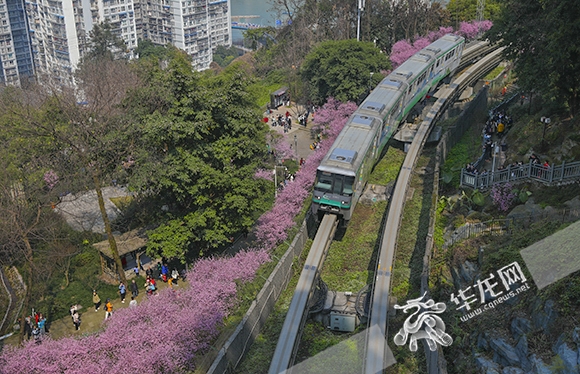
[573,328,580,346]
[490,338,521,367]
[474,353,501,374]
[529,354,552,374]
[515,335,531,372]
[460,260,478,284]
[511,317,532,340]
[532,299,559,335]
[502,367,525,374]
[553,333,566,355]
[555,342,579,374]
[564,196,580,212]
[478,332,490,351]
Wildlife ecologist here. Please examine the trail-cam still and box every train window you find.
[343,177,355,195]
[333,176,343,195]
[315,171,333,192]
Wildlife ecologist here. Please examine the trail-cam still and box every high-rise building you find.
[136,0,230,71]
[1,0,230,87]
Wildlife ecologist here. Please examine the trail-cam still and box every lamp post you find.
[357,0,365,41]
[294,134,298,162]
[369,72,374,95]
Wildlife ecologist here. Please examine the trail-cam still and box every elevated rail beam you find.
[363,46,505,374]
[269,214,339,374]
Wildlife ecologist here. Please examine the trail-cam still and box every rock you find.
[478,332,490,350]
[544,205,558,218]
[474,353,501,374]
[511,317,532,340]
[555,343,579,374]
[532,299,559,335]
[553,333,566,354]
[507,200,543,218]
[573,328,580,345]
[515,335,531,372]
[490,338,521,367]
[502,367,525,374]
[529,354,552,374]
[460,260,478,284]
[564,196,580,212]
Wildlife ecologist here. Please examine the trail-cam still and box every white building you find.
[1,0,230,86]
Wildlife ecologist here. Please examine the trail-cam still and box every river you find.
[230,0,283,42]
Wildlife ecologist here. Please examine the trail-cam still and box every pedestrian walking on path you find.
[131,280,139,298]
[93,291,101,312]
[105,299,113,319]
[119,282,127,303]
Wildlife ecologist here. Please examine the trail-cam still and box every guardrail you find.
[460,160,580,189]
[442,208,580,249]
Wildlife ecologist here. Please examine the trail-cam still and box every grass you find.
[109,196,134,210]
[484,66,505,81]
[368,147,406,185]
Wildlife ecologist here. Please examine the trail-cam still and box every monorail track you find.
[363,46,505,374]
[268,214,339,374]
[266,44,505,374]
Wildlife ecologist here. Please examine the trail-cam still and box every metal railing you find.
[442,208,580,249]
[461,160,580,189]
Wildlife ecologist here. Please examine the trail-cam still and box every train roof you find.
[392,34,464,85]
[358,85,403,121]
[318,114,379,176]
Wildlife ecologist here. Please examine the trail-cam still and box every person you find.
[146,266,153,278]
[93,290,101,312]
[70,304,78,319]
[119,282,126,303]
[105,299,113,319]
[171,269,179,285]
[130,279,139,299]
[161,264,168,282]
[32,326,41,344]
[129,296,137,309]
[24,316,32,340]
[72,310,81,330]
[133,265,139,277]
[37,314,46,335]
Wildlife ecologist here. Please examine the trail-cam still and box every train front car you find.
[312,114,382,223]
[311,34,465,224]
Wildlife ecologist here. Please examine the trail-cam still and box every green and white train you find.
[312,34,465,223]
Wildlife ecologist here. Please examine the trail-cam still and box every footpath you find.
[2,276,185,347]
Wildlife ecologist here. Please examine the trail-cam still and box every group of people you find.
[271,112,293,133]
[22,311,47,343]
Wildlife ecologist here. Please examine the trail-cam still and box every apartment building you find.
[0,0,230,86]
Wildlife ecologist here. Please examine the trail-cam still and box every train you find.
[311,34,465,223]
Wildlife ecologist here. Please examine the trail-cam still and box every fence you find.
[460,160,580,190]
[442,208,580,250]
[208,214,316,373]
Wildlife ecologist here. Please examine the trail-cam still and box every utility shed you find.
[93,228,151,281]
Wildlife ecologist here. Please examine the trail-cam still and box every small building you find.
[93,228,154,282]
[270,87,289,109]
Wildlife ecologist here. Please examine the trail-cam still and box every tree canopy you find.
[300,39,390,105]
[126,56,271,262]
[489,0,580,116]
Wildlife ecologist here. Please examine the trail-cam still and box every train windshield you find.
[315,171,355,196]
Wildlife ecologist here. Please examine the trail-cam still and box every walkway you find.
[1,276,185,347]
[263,102,317,161]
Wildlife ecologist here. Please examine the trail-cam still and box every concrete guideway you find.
[269,214,338,374]
[364,47,506,374]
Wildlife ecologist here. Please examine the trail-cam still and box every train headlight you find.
[342,201,348,205]
[315,196,321,200]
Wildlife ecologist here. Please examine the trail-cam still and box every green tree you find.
[127,56,271,262]
[446,0,502,26]
[86,20,127,61]
[489,0,580,116]
[301,39,390,105]
[135,39,168,60]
